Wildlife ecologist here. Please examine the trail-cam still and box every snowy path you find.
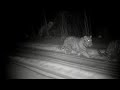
[7,43,120,79]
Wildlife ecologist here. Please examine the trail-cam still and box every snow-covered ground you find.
[7,37,119,79]
[8,56,113,79]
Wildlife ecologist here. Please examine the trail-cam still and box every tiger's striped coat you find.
[60,36,93,58]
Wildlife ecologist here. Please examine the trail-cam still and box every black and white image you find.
[3,5,120,79]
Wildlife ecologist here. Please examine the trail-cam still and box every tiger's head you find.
[83,35,93,47]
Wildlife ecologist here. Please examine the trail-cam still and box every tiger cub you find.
[60,36,93,58]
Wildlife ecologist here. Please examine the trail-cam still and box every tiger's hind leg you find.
[63,45,73,55]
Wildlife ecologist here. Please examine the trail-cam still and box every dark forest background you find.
[10,7,119,40]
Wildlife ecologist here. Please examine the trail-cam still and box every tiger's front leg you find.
[82,51,91,58]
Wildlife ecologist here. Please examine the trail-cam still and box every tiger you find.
[60,35,93,58]
[105,40,120,61]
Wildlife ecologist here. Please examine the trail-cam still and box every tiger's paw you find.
[77,53,81,56]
